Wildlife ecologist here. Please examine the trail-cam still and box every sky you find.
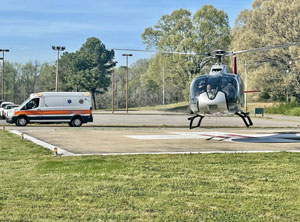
[0,0,254,67]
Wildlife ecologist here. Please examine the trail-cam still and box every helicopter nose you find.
[198,91,228,114]
[206,89,218,100]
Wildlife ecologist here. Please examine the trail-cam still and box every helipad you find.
[9,127,300,156]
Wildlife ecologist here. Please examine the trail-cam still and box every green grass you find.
[246,102,275,113]
[2,130,300,221]
[265,102,300,116]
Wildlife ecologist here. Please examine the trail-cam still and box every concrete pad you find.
[14,127,300,155]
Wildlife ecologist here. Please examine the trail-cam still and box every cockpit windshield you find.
[206,76,221,99]
[191,75,238,102]
[220,76,238,102]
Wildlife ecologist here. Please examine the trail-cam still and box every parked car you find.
[2,104,19,119]
[0,102,14,119]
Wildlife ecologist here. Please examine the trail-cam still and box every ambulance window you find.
[44,97,64,107]
[23,98,40,110]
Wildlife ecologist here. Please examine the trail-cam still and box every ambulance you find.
[6,92,93,127]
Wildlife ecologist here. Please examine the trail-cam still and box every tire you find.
[68,122,73,127]
[17,116,28,127]
[71,117,82,127]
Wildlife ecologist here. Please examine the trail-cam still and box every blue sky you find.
[0,0,253,66]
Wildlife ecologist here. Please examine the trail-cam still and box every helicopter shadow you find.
[230,132,300,143]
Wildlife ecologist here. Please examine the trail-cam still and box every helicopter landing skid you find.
[235,111,253,128]
[188,114,205,129]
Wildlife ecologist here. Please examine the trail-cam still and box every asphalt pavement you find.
[8,127,300,156]
[2,111,300,128]
[3,111,300,156]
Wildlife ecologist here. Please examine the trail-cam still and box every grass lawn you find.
[1,130,300,221]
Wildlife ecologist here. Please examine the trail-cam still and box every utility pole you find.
[122,54,132,113]
[244,60,248,112]
[112,61,118,113]
[116,83,119,110]
[52,46,65,92]
[0,49,9,101]
[162,66,165,105]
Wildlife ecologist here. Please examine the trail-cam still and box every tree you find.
[231,0,300,102]
[20,61,40,98]
[142,6,231,102]
[128,59,150,107]
[38,63,56,92]
[1,62,19,103]
[60,37,115,109]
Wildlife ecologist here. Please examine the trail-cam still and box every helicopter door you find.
[220,76,242,111]
[189,76,207,113]
[190,76,207,98]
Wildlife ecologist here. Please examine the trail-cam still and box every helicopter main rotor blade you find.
[232,42,300,55]
[112,48,157,53]
[111,48,208,56]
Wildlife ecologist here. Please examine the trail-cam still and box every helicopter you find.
[188,42,300,129]
[188,50,249,129]
[112,42,300,129]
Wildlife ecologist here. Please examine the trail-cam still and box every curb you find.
[9,130,75,156]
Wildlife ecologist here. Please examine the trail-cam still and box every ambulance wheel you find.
[71,117,82,127]
[17,116,28,127]
[68,122,73,127]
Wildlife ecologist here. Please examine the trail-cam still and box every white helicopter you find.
[188,50,248,129]
[113,42,300,129]
[188,43,300,129]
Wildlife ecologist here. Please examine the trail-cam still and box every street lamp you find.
[122,54,132,113]
[0,49,9,101]
[112,61,118,113]
[52,46,65,91]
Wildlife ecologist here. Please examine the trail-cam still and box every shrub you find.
[265,101,300,115]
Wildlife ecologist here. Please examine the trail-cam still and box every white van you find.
[6,92,93,127]
[2,104,19,119]
[0,102,14,119]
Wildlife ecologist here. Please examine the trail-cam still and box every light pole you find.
[0,49,9,101]
[162,66,165,105]
[52,46,65,92]
[112,61,118,113]
[122,54,132,113]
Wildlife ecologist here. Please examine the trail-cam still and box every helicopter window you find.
[192,76,207,97]
[221,77,238,102]
[206,76,222,99]
[207,76,221,91]
[211,68,222,73]
[191,75,238,101]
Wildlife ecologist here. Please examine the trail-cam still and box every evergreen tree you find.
[60,37,115,108]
